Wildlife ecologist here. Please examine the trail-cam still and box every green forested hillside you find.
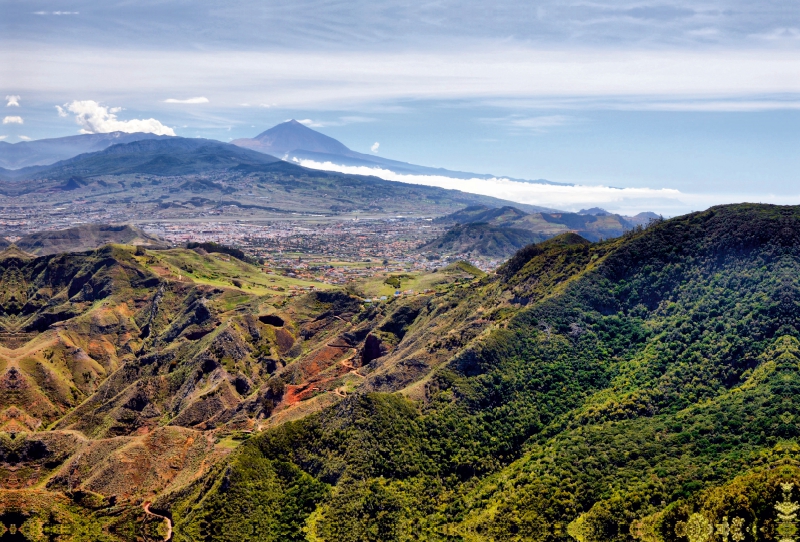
[163,204,800,541]
[419,222,545,258]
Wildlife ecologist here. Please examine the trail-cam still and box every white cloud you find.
[371,142,380,153]
[484,114,578,133]
[11,47,800,112]
[340,116,377,124]
[164,97,209,104]
[18,136,31,141]
[0,135,7,140]
[5,96,20,107]
[3,116,23,124]
[33,11,78,15]
[292,159,800,216]
[295,116,376,128]
[61,100,175,136]
[297,118,325,127]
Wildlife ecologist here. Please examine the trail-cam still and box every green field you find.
[356,261,485,298]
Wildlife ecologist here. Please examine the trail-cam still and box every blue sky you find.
[2,0,799,213]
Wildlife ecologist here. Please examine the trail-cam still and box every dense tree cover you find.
[167,204,800,541]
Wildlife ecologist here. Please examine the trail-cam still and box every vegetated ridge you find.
[418,222,546,258]
[155,203,800,541]
[2,203,796,542]
[429,204,640,246]
[11,224,168,255]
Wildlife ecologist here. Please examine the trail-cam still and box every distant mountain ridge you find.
[1,137,284,181]
[0,137,559,218]
[419,204,638,258]
[0,131,168,169]
[436,204,639,242]
[233,120,567,186]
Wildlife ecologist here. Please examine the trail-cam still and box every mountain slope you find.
[0,132,167,169]
[10,137,282,180]
[0,138,558,218]
[161,203,800,541]
[14,224,168,255]
[0,240,486,536]
[438,204,636,242]
[1,204,795,540]
[419,222,545,258]
[233,119,353,156]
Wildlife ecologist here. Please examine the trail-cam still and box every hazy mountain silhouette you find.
[233,120,566,185]
[0,132,168,169]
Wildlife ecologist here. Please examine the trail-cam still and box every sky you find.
[2,0,799,214]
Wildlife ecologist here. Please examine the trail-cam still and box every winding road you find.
[143,502,173,542]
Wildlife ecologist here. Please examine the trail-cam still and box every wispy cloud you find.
[483,96,800,113]
[164,97,209,104]
[18,136,31,141]
[13,47,800,112]
[340,116,376,124]
[2,116,23,124]
[293,159,800,216]
[484,114,579,133]
[5,96,20,107]
[296,118,324,128]
[32,11,79,15]
[371,142,380,153]
[0,136,7,141]
[750,27,800,41]
[59,100,175,135]
[296,116,376,128]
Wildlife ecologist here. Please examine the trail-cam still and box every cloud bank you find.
[293,159,800,216]
[58,100,175,136]
[10,48,800,112]
[164,97,209,104]
[5,96,20,107]
[2,116,23,124]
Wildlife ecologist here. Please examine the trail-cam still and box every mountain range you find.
[232,120,565,185]
[0,137,284,182]
[0,121,564,188]
[0,131,167,169]
[0,136,558,229]
[0,203,796,541]
[419,205,654,259]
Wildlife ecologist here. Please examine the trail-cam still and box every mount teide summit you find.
[232,119,353,156]
[233,119,565,185]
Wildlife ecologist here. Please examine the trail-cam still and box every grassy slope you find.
[165,204,800,541]
[138,247,329,295]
